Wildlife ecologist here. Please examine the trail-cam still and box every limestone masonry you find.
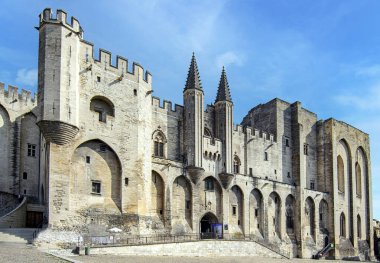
[0,8,373,259]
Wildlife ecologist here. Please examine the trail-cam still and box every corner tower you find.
[37,9,81,144]
[183,54,204,182]
[215,67,233,174]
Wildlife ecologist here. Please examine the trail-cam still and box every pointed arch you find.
[152,130,167,158]
[70,139,122,212]
[337,139,352,194]
[151,170,165,221]
[356,146,370,240]
[172,175,192,233]
[233,155,241,174]
[285,194,296,234]
[229,185,244,233]
[305,197,316,240]
[269,191,281,238]
[204,127,212,138]
[319,199,328,230]
[0,104,10,191]
[250,188,264,235]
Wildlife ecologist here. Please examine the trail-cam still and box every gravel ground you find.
[0,242,66,263]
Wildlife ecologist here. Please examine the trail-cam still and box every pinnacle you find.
[215,66,232,103]
[184,53,203,91]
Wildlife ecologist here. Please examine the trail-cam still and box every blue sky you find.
[1,1,379,217]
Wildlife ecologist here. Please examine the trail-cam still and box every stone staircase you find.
[90,240,285,258]
[0,228,37,244]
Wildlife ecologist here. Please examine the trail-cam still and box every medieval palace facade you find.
[0,9,373,259]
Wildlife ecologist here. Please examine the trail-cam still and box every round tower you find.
[183,54,204,183]
[215,67,233,174]
[37,9,81,145]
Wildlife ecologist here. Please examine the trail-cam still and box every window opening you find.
[92,181,101,194]
[27,144,36,157]
[232,205,237,216]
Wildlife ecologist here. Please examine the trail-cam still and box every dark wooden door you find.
[26,212,43,228]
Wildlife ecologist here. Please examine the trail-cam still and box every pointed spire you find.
[184,53,203,91]
[215,66,232,103]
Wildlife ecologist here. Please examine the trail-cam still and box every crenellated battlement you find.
[152,96,183,116]
[0,83,36,107]
[80,41,152,85]
[233,124,276,143]
[39,8,82,36]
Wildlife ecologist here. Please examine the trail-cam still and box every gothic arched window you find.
[204,127,212,138]
[153,130,167,158]
[233,155,241,174]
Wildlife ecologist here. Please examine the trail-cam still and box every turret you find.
[215,67,233,174]
[183,53,204,183]
[36,9,81,145]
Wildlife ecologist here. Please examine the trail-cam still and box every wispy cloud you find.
[16,68,37,87]
[355,64,380,77]
[335,83,380,110]
[215,51,245,69]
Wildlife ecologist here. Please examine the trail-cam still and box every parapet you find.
[80,41,152,85]
[232,124,276,143]
[39,8,82,36]
[152,96,183,116]
[0,83,37,107]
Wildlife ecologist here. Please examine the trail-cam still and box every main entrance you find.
[200,212,222,239]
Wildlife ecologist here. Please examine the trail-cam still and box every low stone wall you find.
[0,197,27,228]
[89,240,284,258]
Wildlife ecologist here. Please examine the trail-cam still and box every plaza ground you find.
[0,241,374,263]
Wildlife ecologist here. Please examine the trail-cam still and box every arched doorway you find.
[200,212,221,239]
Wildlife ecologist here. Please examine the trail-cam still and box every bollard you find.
[85,246,90,256]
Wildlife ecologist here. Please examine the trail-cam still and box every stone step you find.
[0,228,38,243]
[90,240,285,258]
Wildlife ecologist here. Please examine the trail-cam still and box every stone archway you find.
[250,188,264,236]
[172,175,192,234]
[70,139,122,213]
[200,212,220,239]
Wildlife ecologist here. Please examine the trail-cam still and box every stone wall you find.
[0,197,27,228]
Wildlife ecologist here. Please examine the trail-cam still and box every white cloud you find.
[215,51,245,69]
[355,64,380,77]
[16,68,37,87]
[335,83,380,110]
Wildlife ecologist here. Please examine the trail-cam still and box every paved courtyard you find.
[67,254,346,263]
[0,242,65,263]
[0,242,373,263]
